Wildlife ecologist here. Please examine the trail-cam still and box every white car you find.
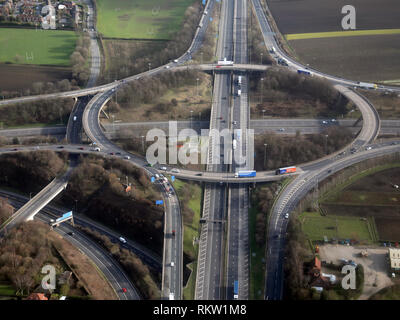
[366,146,372,150]
[284,213,289,219]
[160,166,167,171]
[94,147,100,152]
[173,59,178,63]
[171,168,180,173]
[124,155,130,160]
[73,116,77,121]
[171,262,175,267]
[278,128,285,132]
[119,237,127,244]
[322,120,328,124]
[165,65,170,69]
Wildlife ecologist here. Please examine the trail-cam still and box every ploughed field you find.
[0,64,72,92]
[267,0,400,34]
[289,35,400,82]
[266,0,400,82]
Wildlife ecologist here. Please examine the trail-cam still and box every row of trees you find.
[99,1,203,83]
[251,183,279,247]
[70,33,91,86]
[79,226,160,300]
[254,126,354,171]
[0,98,74,127]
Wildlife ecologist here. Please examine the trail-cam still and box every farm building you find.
[389,248,400,272]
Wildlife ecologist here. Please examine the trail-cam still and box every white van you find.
[171,168,180,173]
[119,237,127,244]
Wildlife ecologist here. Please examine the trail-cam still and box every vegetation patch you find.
[96,0,195,40]
[250,69,353,119]
[300,211,374,244]
[173,179,202,300]
[0,28,77,66]
[254,127,353,171]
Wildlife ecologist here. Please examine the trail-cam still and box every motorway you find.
[225,0,250,300]
[195,0,234,300]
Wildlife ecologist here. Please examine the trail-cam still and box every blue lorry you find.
[235,170,256,178]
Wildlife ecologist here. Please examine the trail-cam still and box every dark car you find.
[58,146,64,149]
[67,232,74,236]
[116,152,121,155]
[78,147,84,150]
[109,152,115,155]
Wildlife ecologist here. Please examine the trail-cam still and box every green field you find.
[96,0,193,39]
[300,212,374,243]
[0,28,77,66]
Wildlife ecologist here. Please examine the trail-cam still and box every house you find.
[26,293,48,300]
[310,275,330,288]
[389,248,400,272]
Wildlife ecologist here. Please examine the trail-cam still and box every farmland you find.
[0,64,71,92]
[320,165,400,242]
[96,0,194,40]
[267,0,400,35]
[0,28,77,66]
[288,35,400,82]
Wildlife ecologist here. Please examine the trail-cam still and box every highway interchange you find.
[0,0,399,301]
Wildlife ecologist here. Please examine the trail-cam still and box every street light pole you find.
[260,78,264,104]
[148,62,151,72]
[260,52,263,65]
[196,78,200,96]
[264,143,268,168]
[141,135,145,154]
[190,110,193,129]
[325,135,329,155]
[262,110,266,119]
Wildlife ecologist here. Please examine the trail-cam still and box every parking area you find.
[319,244,394,299]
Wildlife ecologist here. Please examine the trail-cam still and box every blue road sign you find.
[171,176,175,182]
[156,200,164,205]
[151,176,155,183]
